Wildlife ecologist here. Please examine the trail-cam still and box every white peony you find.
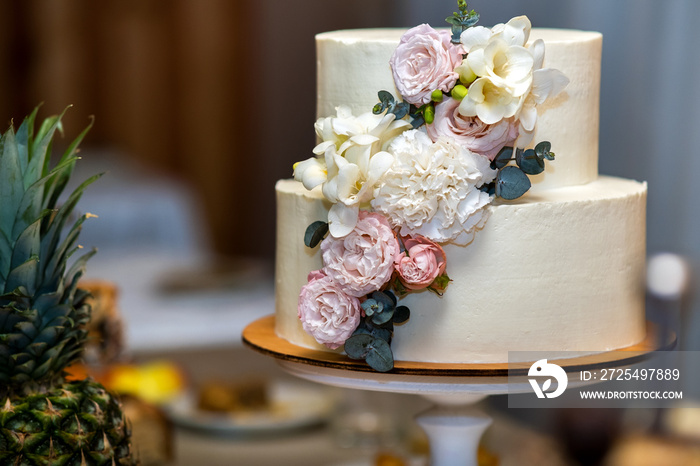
[293,106,411,237]
[371,130,496,245]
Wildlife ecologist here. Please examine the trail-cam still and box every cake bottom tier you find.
[274,176,647,363]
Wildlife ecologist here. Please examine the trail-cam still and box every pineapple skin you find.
[0,378,137,465]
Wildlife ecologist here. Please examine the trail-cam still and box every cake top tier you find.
[316,27,602,192]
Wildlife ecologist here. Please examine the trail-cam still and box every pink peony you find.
[390,24,464,106]
[395,236,447,290]
[298,270,362,349]
[321,211,400,297]
[426,97,519,160]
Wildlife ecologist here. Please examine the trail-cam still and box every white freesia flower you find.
[293,106,411,237]
[293,157,327,191]
[458,15,568,146]
[458,77,522,125]
[371,130,496,245]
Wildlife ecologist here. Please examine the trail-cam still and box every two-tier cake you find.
[274,7,646,371]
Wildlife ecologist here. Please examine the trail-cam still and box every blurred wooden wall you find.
[0,0,396,260]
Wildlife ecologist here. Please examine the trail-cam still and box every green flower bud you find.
[456,61,477,86]
[451,84,468,101]
[431,89,444,102]
[424,104,435,124]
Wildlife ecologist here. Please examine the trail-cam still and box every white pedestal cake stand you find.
[242,316,670,466]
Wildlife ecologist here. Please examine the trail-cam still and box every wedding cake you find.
[275,5,646,371]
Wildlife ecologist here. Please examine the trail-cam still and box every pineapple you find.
[0,108,137,464]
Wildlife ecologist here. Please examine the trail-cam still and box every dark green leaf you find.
[365,338,394,372]
[392,102,410,120]
[495,166,531,200]
[361,299,382,317]
[15,106,39,176]
[26,107,70,189]
[11,217,44,270]
[516,149,545,175]
[393,306,410,324]
[378,90,395,106]
[344,333,374,359]
[410,114,425,129]
[5,256,39,296]
[371,306,394,326]
[353,322,391,343]
[493,146,513,169]
[372,290,396,309]
[304,221,329,248]
[0,127,23,240]
[478,182,495,196]
[535,141,553,160]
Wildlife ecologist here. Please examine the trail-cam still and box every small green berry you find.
[431,89,444,103]
[451,84,468,101]
[424,104,435,124]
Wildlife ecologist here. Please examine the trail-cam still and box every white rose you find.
[371,130,496,245]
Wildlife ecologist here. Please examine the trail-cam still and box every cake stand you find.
[243,316,673,466]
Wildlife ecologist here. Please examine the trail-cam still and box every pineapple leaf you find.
[15,106,40,176]
[45,116,94,210]
[16,155,81,239]
[40,172,102,272]
[0,227,12,287]
[25,107,69,190]
[10,216,46,272]
[41,212,91,290]
[65,249,97,300]
[5,256,40,297]
[0,127,24,241]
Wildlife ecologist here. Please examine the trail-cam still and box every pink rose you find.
[426,97,519,160]
[395,236,446,290]
[321,211,399,297]
[298,270,361,349]
[390,24,464,106]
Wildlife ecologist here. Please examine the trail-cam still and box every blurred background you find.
[3,0,700,465]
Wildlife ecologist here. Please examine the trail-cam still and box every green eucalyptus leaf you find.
[516,148,545,175]
[493,146,513,170]
[371,290,396,309]
[535,141,553,160]
[392,102,410,120]
[303,221,329,248]
[344,333,374,359]
[393,306,410,324]
[378,90,395,106]
[361,299,382,317]
[365,338,394,372]
[371,306,394,326]
[479,182,496,196]
[495,166,531,200]
[353,322,392,343]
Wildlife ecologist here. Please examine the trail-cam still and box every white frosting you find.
[316,28,602,193]
[275,177,647,363]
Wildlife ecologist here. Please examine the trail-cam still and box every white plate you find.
[164,380,336,435]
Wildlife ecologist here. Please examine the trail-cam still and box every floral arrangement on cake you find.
[292,1,569,372]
